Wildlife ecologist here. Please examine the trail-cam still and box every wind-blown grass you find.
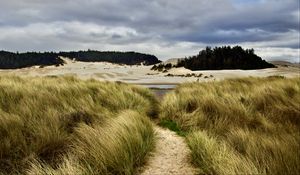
[0,75,156,175]
[160,77,300,174]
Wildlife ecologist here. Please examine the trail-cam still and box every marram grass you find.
[160,77,300,175]
[0,75,156,175]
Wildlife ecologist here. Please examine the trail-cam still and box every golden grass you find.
[0,75,156,175]
[160,77,300,174]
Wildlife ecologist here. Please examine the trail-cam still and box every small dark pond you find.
[138,84,177,99]
[140,84,177,89]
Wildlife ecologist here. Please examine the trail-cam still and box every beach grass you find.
[159,76,300,174]
[0,75,156,175]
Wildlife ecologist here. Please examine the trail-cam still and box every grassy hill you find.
[0,76,158,174]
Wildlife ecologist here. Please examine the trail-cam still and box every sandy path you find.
[139,126,199,175]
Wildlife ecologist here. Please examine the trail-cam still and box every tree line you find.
[177,46,275,70]
[0,50,161,69]
[152,46,275,71]
[0,51,64,69]
[59,50,160,65]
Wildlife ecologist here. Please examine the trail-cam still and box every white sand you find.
[0,57,299,84]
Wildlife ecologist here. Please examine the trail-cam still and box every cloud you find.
[0,0,299,62]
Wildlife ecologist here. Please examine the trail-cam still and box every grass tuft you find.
[159,119,186,136]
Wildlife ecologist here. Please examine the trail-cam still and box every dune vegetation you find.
[1,75,299,175]
[159,76,300,174]
[0,75,158,175]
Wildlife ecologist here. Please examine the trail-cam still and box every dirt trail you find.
[139,126,199,175]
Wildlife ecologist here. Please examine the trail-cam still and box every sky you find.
[0,0,299,62]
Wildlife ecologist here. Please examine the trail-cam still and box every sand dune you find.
[0,58,299,84]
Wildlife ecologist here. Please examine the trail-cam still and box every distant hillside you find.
[152,46,275,71]
[270,61,300,68]
[0,50,161,69]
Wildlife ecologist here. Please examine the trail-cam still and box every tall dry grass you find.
[0,75,156,175]
[160,76,300,174]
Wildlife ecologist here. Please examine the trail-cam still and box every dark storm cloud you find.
[0,0,299,61]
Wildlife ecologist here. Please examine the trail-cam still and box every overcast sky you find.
[0,0,299,62]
